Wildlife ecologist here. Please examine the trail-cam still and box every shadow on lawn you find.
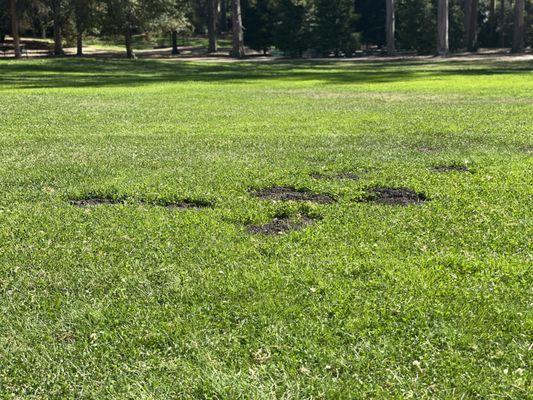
[0,57,531,90]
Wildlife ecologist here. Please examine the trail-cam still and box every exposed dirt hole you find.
[361,187,428,206]
[432,164,470,173]
[160,199,213,210]
[250,186,335,204]
[310,171,360,180]
[248,215,316,235]
[70,197,124,207]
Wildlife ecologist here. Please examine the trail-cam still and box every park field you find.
[0,56,532,398]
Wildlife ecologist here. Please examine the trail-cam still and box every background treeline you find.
[1,0,531,58]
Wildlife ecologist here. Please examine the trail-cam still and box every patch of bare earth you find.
[362,187,428,206]
[250,186,335,204]
[432,164,471,173]
[161,199,212,210]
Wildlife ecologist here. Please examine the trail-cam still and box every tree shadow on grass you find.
[0,57,531,90]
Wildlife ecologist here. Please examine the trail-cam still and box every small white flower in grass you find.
[299,366,310,375]
[309,287,317,293]
[412,360,423,372]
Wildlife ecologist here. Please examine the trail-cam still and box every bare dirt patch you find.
[160,199,213,210]
[432,164,471,173]
[361,187,428,206]
[248,215,316,235]
[70,197,124,207]
[250,186,335,204]
[310,171,360,180]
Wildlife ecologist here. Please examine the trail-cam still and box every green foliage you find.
[311,0,359,56]
[397,0,436,53]
[243,0,275,54]
[272,0,310,57]
[356,0,385,47]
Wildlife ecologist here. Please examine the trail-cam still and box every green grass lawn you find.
[0,57,531,399]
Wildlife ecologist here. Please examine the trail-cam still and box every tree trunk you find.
[511,0,525,53]
[464,0,478,51]
[489,0,496,43]
[76,30,83,56]
[219,0,228,32]
[75,15,83,57]
[437,0,449,56]
[10,0,21,59]
[230,0,245,58]
[208,0,217,53]
[386,0,395,55]
[499,0,506,47]
[52,0,64,55]
[171,30,179,55]
[125,25,135,59]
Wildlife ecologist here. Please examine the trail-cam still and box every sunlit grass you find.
[0,56,531,399]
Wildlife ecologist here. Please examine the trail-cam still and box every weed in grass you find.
[247,214,317,235]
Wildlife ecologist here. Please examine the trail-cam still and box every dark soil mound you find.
[162,199,213,210]
[432,164,470,173]
[70,197,123,207]
[248,215,316,235]
[362,187,428,206]
[250,186,335,204]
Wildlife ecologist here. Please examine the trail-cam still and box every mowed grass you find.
[0,57,531,399]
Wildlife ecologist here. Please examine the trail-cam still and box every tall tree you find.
[488,0,496,42]
[230,0,244,57]
[10,0,21,58]
[71,0,96,57]
[464,0,478,51]
[356,0,385,48]
[437,0,449,55]
[272,0,309,57]
[219,0,227,32]
[50,0,64,55]
[386,0,395,54]
[312,0,358,57]
[511,0,525,52]
[243,0,274,55]
[499,0,506,46]
[207,0,217,52]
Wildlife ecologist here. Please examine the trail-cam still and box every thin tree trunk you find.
[125,25,135,59]
[76,30,83,56]
[489,0,496,43]
[386,0,395,55]
[511,0,525,53]
[437,0,449,56]
[219,0,228,32]
[171,30,179,55]
[75,15,83,57]
[52,0,64,55]
[499,0,506,47]
[230,0,245,58]
[465,0,478,51]
[10,0,21,58]
[208,0,217,53]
